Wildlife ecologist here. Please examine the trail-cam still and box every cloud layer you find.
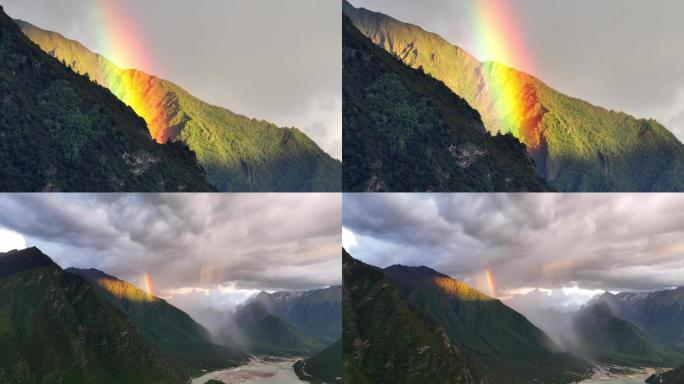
[343,194,684,309]
[0,194,341,310]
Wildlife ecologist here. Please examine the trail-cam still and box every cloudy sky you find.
[348,0,684,142]
[343,194,684,313]
[3,0,341,159]
[0,194,341,314]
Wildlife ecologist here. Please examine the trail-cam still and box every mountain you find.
[342,15,551,192]
[293,339,342,384]
[0,248,186,384]
[0,6,213,192]
[344,1,684,192]
[249,286,342,343]
[648,364,684,384]
[592,290,684,350]
[571,302,683,367]
[222,301,325,357]
[382,264,590,383]
[18,19,341,192]
[67,268,247,375]
[342,249,489,384]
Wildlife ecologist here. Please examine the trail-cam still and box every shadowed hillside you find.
[0,6,213,192]
[343,15,551,192]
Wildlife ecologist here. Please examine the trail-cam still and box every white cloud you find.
[0,228,27,253]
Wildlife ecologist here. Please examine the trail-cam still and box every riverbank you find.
[190,356,302,384]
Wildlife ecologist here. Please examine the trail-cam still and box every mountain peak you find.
[0,247,58,278]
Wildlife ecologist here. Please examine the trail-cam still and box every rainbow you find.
[85,0,172,143]
[471,0,543,151]
[142,272,155,300]
[485,269,497,298]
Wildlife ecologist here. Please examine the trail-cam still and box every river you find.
[190,357,303,384]
[576,366,660,384]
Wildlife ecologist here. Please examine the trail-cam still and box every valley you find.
[191,357,302,384]
[576,366,662,384]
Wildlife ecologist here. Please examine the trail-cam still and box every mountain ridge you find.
[17,18,341,192]
[344,1,684,191]
[0,7,214,192]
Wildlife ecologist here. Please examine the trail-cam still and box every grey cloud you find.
[343,194,684,294]
[0,194,341,295]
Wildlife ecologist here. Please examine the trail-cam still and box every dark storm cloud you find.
[343,194,684,294]
[2,0,341,158]
[349,0,684,142]
[0,194,341,294]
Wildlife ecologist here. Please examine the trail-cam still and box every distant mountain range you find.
[0,6,213,192]
[17,18,341,192]
[344,1,684,192]
[342,14,551,192]
[220,286,342,383]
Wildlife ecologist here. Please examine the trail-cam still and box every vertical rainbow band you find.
[471,0,542,151]
[88,0,171,143]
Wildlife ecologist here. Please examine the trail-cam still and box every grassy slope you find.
[67,268,247,376]
[19,20,341,192]
[0,6,213,192]
[342,249,491,384]
[0,248,186,384]
[343,16,551,192]
[383,265,590,384]
[344,1,684,192]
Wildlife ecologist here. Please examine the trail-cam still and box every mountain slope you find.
[344,1,684,192]
[0,248,185,384]
[343,15,551,192]
[67,268,247,375]
[342,249,490,384]
[0,6,213,192]
[572,302,683,367]
[648,364,684,384]
[18,19,341,192]
[592,290,684,351]
[294,339,342,384]
[249,286,342,343]
[223,301,325,357]
[383,264,590,383]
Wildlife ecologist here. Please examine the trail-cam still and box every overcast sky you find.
[343,194,684,312]
[0,194,341,313]
[2,0,341,159]
[348,0,684,142]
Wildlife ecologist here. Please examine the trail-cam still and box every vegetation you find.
[250,287,342,344]
[344,1,684,191]
[19,19,341,192]
[383,264,591,383]
[225,302,326,357]
[342,16,551,192]
[294,339,341,383]
[342,249,490,384]
[0,7,213,192]
[572,303,684,367]
[0,248,186,384]
[68,268,247,376]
